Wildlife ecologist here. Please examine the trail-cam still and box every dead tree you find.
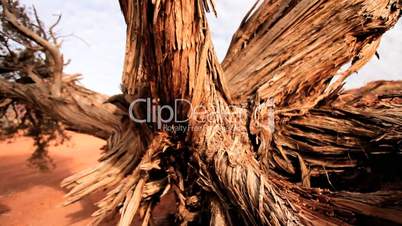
[1,0,402,225]
[0,0,119,169]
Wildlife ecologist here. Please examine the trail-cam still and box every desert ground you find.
[0,133,175,226]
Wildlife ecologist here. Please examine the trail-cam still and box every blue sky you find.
[20,0,402,95]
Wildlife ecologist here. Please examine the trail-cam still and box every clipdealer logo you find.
[128,98,275,132]
[128,98,191,129]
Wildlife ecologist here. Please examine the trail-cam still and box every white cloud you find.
[207,1,255,59]
[346,22,402,88]
[18,1,401,95]
[20,0,126,95]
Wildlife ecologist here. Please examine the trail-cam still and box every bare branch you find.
[32,5,47,39]
[1,0,63,95]
[222,0,401,110]
[24,65,45,88]
[48,14,61,44]
[0,76,120,139]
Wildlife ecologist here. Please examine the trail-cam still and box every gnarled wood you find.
[1,0,402,225]
[0,77,120,139]
[223,0,401,110]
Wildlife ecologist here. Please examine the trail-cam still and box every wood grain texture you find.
[1,0,402,225]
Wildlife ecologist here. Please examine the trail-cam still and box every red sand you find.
[0,133,107,226]
[0,133,176,226]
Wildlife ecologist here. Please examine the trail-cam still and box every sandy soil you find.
[0,132,176,226]
[0,133,111,226]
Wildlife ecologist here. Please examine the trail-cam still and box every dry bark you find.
[1,0,402,226]
[223,0,401,108]
[0,0,120,139]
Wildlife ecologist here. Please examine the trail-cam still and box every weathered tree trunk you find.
[0,77,119,139]
[1,0,402,225]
